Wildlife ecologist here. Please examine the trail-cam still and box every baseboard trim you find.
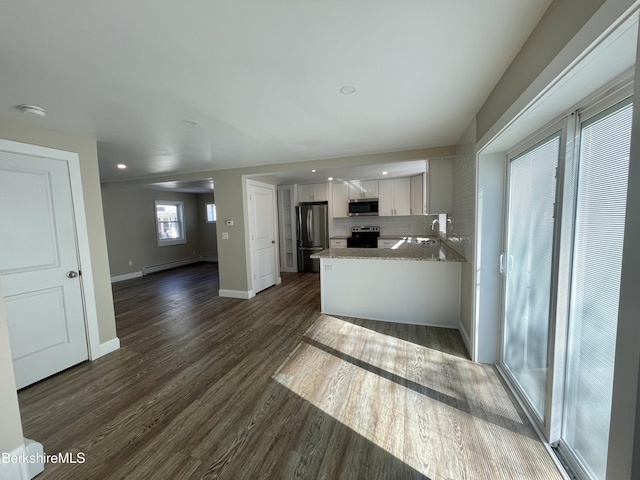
[276,277,282,285]
[112,256,218,282]
[458,319,472,356]
[110,271,143,283]
[93,337,120,359]
[0,444,31,480]
[23,438,43,479]
[218,289,254,299]
[142,257,202,276]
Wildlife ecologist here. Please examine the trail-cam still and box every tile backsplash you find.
[441,119,476,262]
[332,214,439,237]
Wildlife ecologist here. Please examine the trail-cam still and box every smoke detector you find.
[19,105,46,118]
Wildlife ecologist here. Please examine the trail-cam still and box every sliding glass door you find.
[499,92,633,480]
[502,133,561,423]
[559,99,633,480]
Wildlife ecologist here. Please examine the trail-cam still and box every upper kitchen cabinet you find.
[331,183,349,218]
[347,180,378,200]
[379,177,411,216]
[298,183,328,203]
[427,158,453,213]
[410,174,425,215]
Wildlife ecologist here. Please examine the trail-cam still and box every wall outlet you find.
[128,260,133,266]
[222,232,229,240]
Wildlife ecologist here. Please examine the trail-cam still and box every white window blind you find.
[561,100,632,480]
[206,203,217,222]
[155,200,186,246]
[503,134,560,420]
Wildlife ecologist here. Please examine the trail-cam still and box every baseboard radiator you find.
[141,256,218,276]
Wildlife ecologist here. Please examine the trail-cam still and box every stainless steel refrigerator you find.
[296,202,329,273]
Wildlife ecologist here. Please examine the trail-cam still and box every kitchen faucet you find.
[431,219,439,231]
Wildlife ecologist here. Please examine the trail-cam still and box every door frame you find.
[245,178,280,298]
[0,138,103,361]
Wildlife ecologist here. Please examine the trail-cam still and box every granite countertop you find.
[311,238,465,262]
[329,235,350,239]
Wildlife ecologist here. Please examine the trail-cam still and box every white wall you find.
[0,283,24,456]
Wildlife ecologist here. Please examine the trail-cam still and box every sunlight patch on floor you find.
[272,315,549,478]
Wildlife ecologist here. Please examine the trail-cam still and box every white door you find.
[248,181,277,294]
[0,150,88,389]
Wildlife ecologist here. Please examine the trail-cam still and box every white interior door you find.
[0,150,88,389]
[248,181,277,295]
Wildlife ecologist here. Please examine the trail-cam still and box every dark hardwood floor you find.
[18,263,563,479]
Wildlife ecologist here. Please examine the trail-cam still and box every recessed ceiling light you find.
[340,85,357,95]
[382,171,389,175]
[311,169,316,173]
[18,104,46,118]
[183,119,199,126]
[328,177,334,181]
[117,164,127,169]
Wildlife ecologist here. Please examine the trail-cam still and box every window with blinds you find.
[155,200,186,246]
[561,99,633,480]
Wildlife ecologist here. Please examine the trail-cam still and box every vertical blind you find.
[561,100,632,480]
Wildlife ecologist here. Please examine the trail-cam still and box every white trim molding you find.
[458,320,472,356]
[112,256,218,283]
[23,439,43,480]
[218,289,255,299]
[97,337,121,358]
[110,272,143,283]
[0,444,31,480]
[141,257,201,276]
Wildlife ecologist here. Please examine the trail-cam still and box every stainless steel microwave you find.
[348,198,379,216]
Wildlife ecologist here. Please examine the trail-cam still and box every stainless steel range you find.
[346,226,380,248]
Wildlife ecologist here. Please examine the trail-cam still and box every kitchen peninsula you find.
[311,238,464,328]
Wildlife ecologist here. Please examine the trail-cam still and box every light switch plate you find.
[222,232,229,240]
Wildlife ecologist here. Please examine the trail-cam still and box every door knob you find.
[66,271,79,278]
[271,240,276,244]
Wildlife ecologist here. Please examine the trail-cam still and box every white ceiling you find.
[0,1,552,183]
[273,159,427,185]
[145,179,214,194]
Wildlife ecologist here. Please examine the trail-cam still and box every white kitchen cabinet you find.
[330,238,348,248]
[347,180,379,200]
[277,185,297,272]
[331,183,349,218]
[298,183,328,203]
[427,158,453,213]
[410,174,425,215]
[379,178,411,216]
[377,238,402,249]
